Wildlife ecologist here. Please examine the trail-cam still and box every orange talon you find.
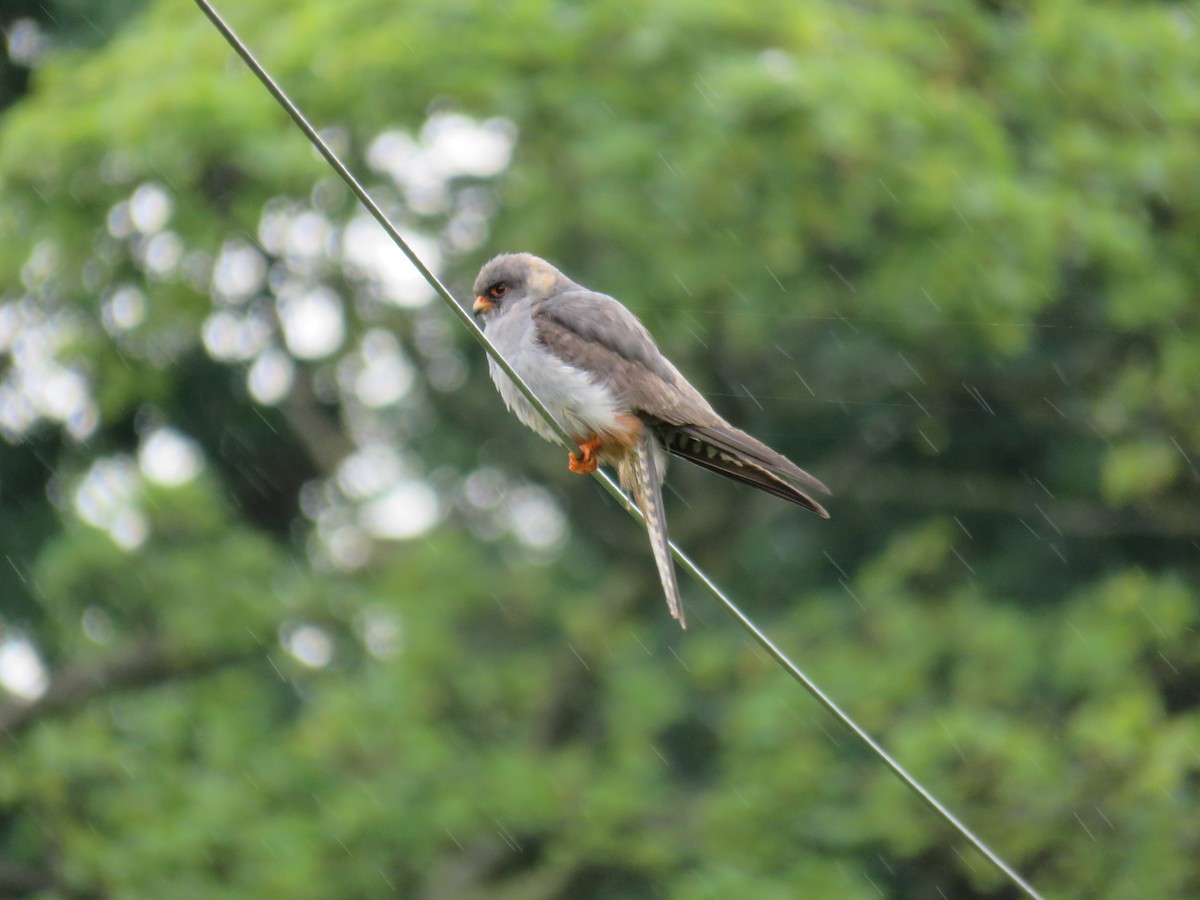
[568,436,603,474]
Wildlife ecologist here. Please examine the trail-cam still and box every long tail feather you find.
[661,424,830,518]
[620,433,686,629]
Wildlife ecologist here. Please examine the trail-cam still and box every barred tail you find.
[621,433,686,629]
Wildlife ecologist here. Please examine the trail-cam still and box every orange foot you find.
[568,436,603,474]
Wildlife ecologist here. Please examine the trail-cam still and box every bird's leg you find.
[568,435,603,474]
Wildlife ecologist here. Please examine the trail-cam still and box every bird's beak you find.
[472,294,495,316]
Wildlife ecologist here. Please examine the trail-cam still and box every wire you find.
[192,4,1044,897]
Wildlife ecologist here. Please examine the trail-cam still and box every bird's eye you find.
[487,283,509,300]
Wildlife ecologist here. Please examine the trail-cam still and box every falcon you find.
[472,253,829,628]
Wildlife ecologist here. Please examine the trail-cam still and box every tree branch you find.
[0,639,257,740]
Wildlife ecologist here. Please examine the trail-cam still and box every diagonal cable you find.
[191,4,1042,897]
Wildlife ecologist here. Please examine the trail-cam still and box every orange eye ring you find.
[487,283,508,300]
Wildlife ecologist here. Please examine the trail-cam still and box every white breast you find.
[484,305,623,444]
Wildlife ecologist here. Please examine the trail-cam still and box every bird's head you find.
[472,253,567,320]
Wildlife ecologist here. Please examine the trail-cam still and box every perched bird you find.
[472,253,829,628]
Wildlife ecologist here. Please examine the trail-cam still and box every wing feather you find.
[662,426,830,518]
[533,290,830,521]
[532,293,719,427]
[667,424,830,494]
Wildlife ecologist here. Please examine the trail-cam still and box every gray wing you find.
[535,290,831,517]
[532,291,720,427]
[660,423,830,517]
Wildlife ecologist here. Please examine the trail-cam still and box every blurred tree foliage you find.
[1,0,1198,897]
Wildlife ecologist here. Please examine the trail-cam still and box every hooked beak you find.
[472,294,495,316]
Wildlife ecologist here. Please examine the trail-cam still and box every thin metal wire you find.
[192,4,1043,897]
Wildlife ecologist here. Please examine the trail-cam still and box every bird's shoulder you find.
[532,289,718,425]
[532,290,675,383]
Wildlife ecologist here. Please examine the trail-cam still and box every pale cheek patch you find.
[529,270,556,295]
